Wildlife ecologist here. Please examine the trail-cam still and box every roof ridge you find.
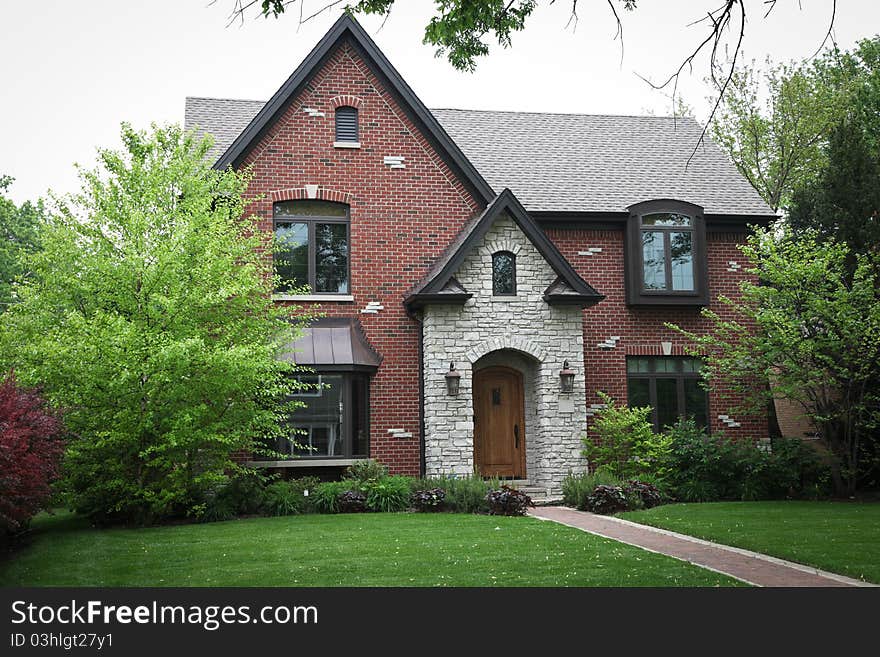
[186,96,267,104]
[430,107,698,121]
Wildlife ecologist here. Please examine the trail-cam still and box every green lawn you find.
[0,511,743,587]
[620,501,880,583]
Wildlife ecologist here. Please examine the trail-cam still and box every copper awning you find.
[282,317,382,371]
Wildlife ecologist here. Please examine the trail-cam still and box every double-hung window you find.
[273,200,350,294]
[626,200,708,306]
[627,357,708,431]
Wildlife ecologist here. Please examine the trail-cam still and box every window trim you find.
[334,105,359,143]
[626,357,709,432]
[625,199,708,306]
[491,250,517,296]
[273,201,351,295]
[283,370,370,460]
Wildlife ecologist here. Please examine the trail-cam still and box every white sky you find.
[1,0,877,204]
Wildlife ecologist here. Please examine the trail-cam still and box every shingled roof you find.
[431,109,774,217]
[184,103,774,217]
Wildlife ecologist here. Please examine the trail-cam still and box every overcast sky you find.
[2,0,876,204]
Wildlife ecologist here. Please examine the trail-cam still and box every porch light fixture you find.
[559,360,575,394]
[445,362,461,396]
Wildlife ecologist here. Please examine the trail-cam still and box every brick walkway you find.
[529,506,874,587]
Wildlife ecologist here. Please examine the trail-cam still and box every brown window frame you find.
[273,201,351,295]
[626,357,709,432]
[281,371,370,459]
[625,199,708,306]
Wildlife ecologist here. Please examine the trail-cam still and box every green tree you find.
[0,176,44,313]
[0,123,311,524]
[709,58,844,213]
[710,37,880,214]
[671,229,880,496]
[787,117,880,269]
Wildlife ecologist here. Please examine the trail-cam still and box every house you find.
[184,15,776,497]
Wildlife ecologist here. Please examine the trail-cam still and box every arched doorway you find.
[473,366,526,478]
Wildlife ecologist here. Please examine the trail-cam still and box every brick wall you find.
[547,227,769,441]
[238,40,480,475]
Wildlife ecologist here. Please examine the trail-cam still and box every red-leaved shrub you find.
[0,372,66,534]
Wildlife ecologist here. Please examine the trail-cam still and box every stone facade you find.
[422,213,587,494]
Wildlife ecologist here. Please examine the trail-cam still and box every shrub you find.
[344,460,388,483]
[584,484,629,515]
[287,476,321,514]
[561,468,623,510]
[583,392,673,480]
[665,420,833,501]
[411,488,446,512]
[313,480,359,514]
[196,472,267,522]
[0,373,66,535]
[0,125,313,525]
[444,475,496,514]
[262,481,305,516]
[363,476,412,513]
[486,485,534,516]
[624,480,664,509]
[199,491,237,523]
[337,490,368,513]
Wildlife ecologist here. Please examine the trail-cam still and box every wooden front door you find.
[473,366,526,478]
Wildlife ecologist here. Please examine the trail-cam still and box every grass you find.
[619,501,880,584]
[0,510,744,587]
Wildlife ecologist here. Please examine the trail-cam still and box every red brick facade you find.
[239,42,480,475]
[233,38,768,476]
[549,228,768,440]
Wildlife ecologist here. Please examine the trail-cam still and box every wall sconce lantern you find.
[445,362,461,396]
[559,360,575,393]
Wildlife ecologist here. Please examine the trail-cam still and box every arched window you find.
[492,251,516,296]
[626,200,708,306]
[335,106,359,143]
[273,200,350,295]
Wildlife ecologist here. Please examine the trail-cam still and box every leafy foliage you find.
[262,479,309,516]
[584,485,629,515]
[0,373,66,534]
[411,487,446,512]
[710,57,844,212]
[582,392,673,481]
[561,468,623,511]
[313,480,357,514]
[344,459,388,483]
[664,419,830,502]
[253,1,638,72]
[363,475,411,512]
[624,480,664,509]
[337,490,368,513]
[485,485,533,516]
[669,226,879,495]
[0,123,312,524]
[0,176,44,314]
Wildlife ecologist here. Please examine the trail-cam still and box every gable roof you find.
[185,97,266,164]
[203,13,494,204]
[431,109,775,217]
[185,98,775,218]
[405,188,604,310]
